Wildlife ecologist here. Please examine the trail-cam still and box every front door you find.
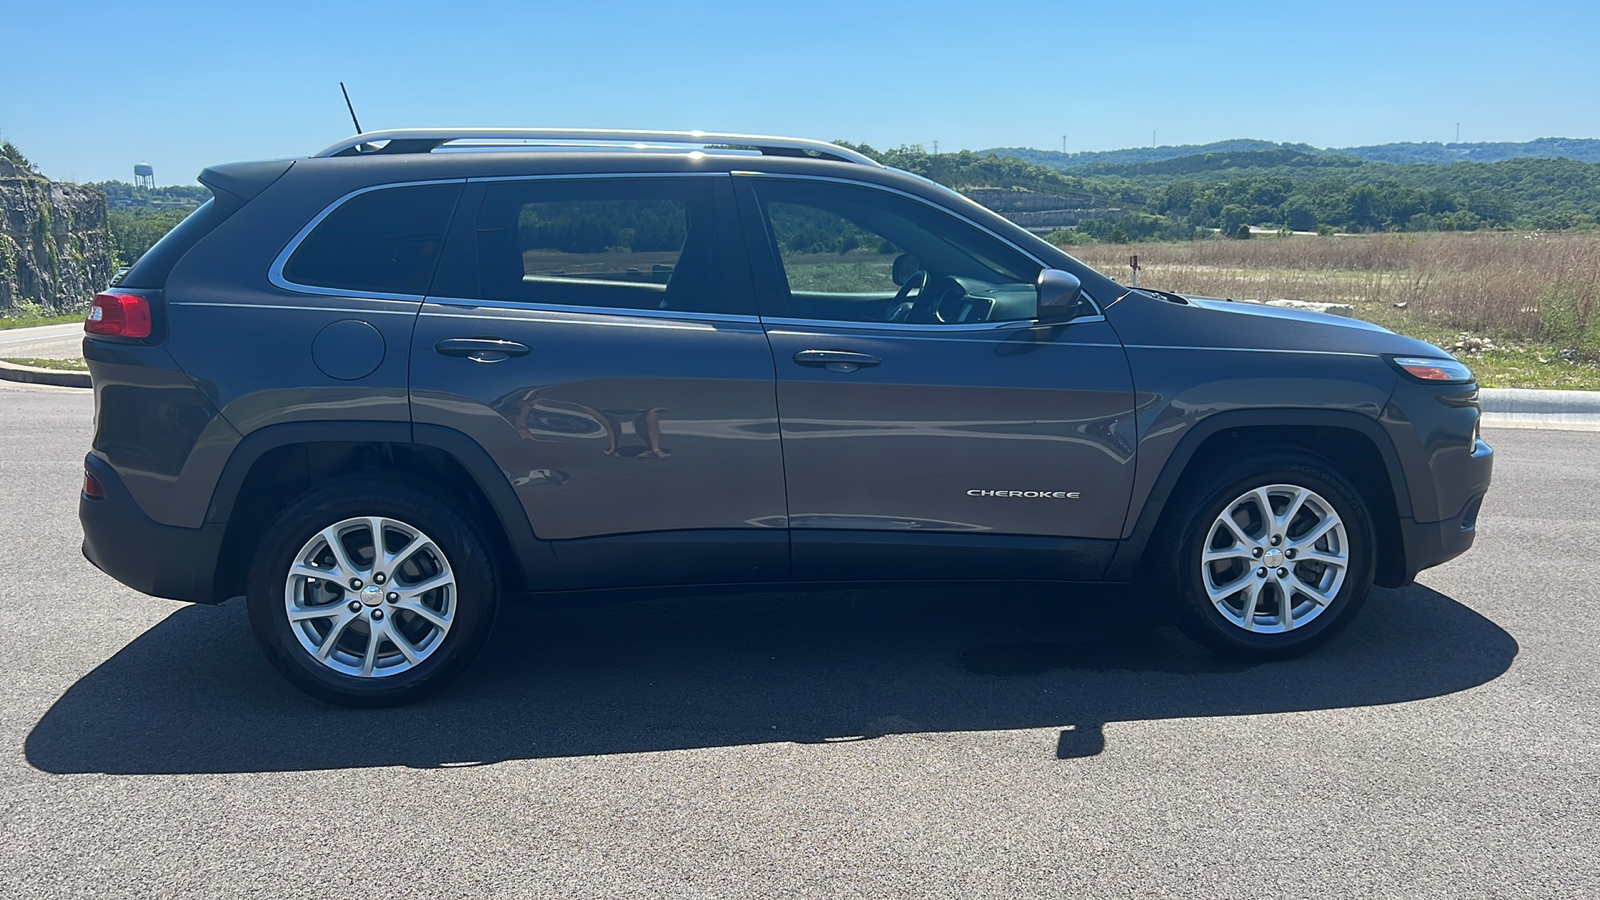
[412,174,788,588]
[735,176,1137,580]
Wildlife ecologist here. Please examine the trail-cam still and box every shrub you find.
[1540,281,1600,360]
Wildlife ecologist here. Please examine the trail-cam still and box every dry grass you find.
[1065,231,1600,343]
[1,357,88,371]
[1060,231,1600,389]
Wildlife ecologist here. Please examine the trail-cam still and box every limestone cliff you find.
[1,157,116,312]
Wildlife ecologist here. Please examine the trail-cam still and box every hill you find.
[964,141,1600,239]
[1339,137,1600,165]
[1067,148,1366,179]
[987,137,1600,171]
[846,141,1600,237]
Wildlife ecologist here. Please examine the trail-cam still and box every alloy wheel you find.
[282,516,457,677]
[1199,483,1349,634]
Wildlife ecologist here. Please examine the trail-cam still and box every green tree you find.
[1,140,34,172]
[107,208,193,265]
[1283,198,1317,231]
[1218,204,1250,234]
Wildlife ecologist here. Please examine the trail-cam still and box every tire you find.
[1150,451,1376,660]
[246,476,498,707]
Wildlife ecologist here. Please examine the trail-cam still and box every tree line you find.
[75,138,1600,266]
[843,143,1600,241]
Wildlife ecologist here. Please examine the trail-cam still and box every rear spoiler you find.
[197,159,295,215]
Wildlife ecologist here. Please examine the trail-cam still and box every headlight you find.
[1388,356,1475,384]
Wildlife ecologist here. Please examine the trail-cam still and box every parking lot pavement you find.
[1,379,1595,899]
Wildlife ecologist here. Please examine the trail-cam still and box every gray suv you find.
[79,129,1493,706]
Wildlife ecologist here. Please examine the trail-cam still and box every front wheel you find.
[246,477,498,706]
[1154,454,1376,659]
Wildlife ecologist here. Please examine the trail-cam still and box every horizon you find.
[18,133,1600,189]
[6,0,1598,186]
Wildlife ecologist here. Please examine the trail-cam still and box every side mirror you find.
[1036,269,1085,322]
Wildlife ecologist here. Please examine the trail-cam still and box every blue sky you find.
[5,0,1599,184]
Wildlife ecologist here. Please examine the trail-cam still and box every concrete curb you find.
[0,359,91,389]
[1479,387,1600,431]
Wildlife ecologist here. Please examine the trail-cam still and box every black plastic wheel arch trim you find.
[1106,408,1412,583]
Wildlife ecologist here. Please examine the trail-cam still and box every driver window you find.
[756,181,1043,326]
[768,203,903,296]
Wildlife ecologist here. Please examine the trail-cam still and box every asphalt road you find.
[1,379,1594,898]
[0,323,83,361]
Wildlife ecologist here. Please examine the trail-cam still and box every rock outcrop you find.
[1,157,116,312]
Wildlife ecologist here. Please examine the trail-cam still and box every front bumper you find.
[80,453,226,604]
[1392,436,1493,584]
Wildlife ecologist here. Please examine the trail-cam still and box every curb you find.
[1479,387,1600,431]
[0,359,91,389]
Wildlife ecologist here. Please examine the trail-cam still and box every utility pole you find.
[932,140,939,155]
[1062,135,1067,153]
[1456,123,1461,144]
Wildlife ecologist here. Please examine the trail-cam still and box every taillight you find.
[86,292,152,339]
[83,471,105,500]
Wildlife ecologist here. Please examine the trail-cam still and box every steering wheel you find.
[884,269,929,323]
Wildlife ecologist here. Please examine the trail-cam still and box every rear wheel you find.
[1153,453,1376,659]
[246,477,498,706]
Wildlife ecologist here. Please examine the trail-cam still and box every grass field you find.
[1064,232,1600,389]
[0,311,82,330]
[1,357,88,371]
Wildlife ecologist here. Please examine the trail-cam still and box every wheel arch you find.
[1109,409,1413,588]
[207,422,551,600]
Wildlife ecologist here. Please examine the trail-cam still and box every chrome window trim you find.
[766,328,1123,348]
[759,314,1106,333]
[171,301,419,316]
[731,171,1105,319]
[269,172,732,304]
[268,178,468,301]
[268,170,1106,327]
[422,295,763,327]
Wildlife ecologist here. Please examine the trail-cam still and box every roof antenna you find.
[340,82,364,135]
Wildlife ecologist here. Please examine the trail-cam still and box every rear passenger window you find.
[282,183,461,295]
[468,179,742,315]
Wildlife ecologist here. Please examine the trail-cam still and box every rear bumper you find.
[80,454,225,604]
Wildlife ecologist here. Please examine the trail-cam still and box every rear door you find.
[735,175,1137,581]
[412,174,788,588]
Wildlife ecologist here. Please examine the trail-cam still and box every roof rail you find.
[312,129,883,167]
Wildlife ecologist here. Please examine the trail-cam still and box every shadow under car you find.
[25,582,1516,774]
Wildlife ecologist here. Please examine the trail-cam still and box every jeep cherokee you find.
[79,129,1493,706]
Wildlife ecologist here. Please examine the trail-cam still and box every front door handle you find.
[436,337,531,363]
[793,349,881,373]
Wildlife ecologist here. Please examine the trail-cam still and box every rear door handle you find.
[435,338,531,363]
[793,349,881,373]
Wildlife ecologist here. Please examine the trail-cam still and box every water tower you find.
[133,162,154,189]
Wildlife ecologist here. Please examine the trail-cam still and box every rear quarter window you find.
[281,183,462,295]
[118,197,220,289]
